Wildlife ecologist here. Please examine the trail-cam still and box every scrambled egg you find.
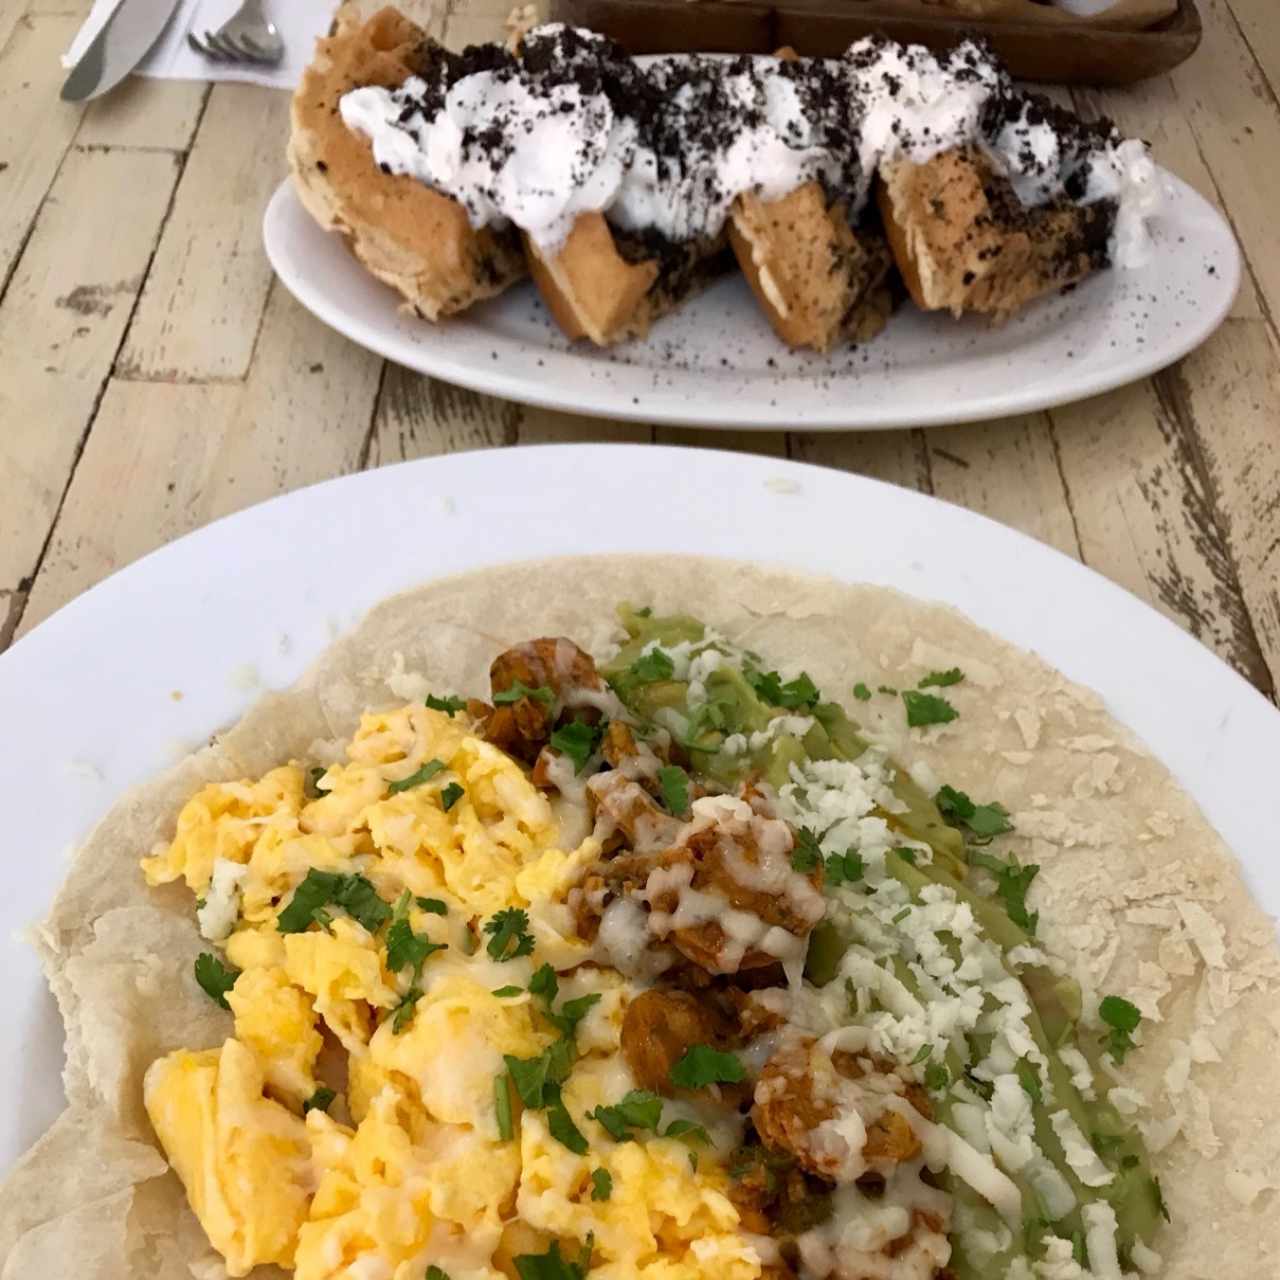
[141,704,765,1280]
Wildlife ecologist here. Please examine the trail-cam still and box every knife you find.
[60,0,183,102]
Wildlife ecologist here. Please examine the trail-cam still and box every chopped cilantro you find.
[514,1241,590,1280]
[392,986,422,1034]
[909,1044,933,1065]
[546,1084,589,1154]
[484,907,535,961]
[919,668,965,688]
[669,1044,746,1090]
[544,993,602,1038]
[495,1073,514,1140]
[1121,1153,1140,1170]
[1099,995,1142,1064]
[528,962,558,1003]
[304,765,329,799]
[505,1039,575,1110]
[970,850,1040,935]
[1015,1058,1043,1104]
[276,869,392,934]
[493,680,554,706]
[591,1167,613,1201]
[550,719,605,773]
[426,693,467,716]
[893,846,918,865]
[386,916,445,978]
[657,764,691,816]
[902,690,958,727]
[935,784,1014,841]
[662,1118,710,1146]
[440,782,464,811]
[924,1062,949,1093]
[630,649,675,683]
[304,1086,336,1115]
[492,985,523,998]
[877,685,898,695]
[791,827,823,873]
[1150,1175,1171,1223]
[963,1067,994,1102]
[747,668,820,710]
[427,1268,452,1280]
[416,897,447,915]
[852,682,872,702]
[194,952,240,1009]
[589,1089,663,1140]
[825,849,864,886]
[387,758,446,794]
[891,907,911,924]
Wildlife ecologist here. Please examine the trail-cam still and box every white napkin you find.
[62,0,339,90]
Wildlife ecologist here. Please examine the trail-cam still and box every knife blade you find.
[60,0,183,102]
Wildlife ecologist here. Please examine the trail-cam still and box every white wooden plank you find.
[19,285,384,635]
[76,79,209,151]
[118,84,288,381]
[0,146,179,645]
[0,15,85,290]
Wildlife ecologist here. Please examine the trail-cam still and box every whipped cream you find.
[339,25,1161,266]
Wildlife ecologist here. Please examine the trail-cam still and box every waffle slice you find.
[288,6,526,322]
[526,218,732,347]
[877,145,1114,320]
[729,183,896,352]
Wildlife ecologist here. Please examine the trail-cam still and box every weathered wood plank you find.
[367,366,517,464]
[76,79,209,152]
[1161,319,1280,691]
[1224,0,1280,104]
[789,430,931,492]
[925,415,1082,558]
[520,407,651,443]
[0,15,84,292]
[1072,75,1262,322]
[118,85,288,382]
[0,0,28,58]
[1048,356,1274,694]
[0,146,180,646]
[19,285,384,635]
[653,427,787,456]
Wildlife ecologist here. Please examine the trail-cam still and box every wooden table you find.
[2,0,1277,699]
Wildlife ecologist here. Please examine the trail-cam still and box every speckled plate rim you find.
[263,171,1239,430]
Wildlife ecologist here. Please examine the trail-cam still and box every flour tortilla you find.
[2,555,1278,1279]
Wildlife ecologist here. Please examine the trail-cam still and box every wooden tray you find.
[548,0,1201,83]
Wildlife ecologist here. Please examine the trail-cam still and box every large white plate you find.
[264,175,1239,430]
[3,444,1277,1173]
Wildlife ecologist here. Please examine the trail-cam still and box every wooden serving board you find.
[548,0,1201,83]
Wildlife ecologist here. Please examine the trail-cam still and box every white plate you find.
[264,175,1238,430]
[3,444,1278,1173]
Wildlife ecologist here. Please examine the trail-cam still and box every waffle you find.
[877,146,1114,320]
[288,6,526,321]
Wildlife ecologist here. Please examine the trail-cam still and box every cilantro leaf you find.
[852,682,872,702]
[902,690,958,728]
[909,1044,933,1065]
[545,1084,589,1154]
[426,693,468,716]
[1015,1058,1043,1104]
[428,1268,452,1280]
[495,1074,514,1141]
[388,759,446,794]
[1099,995,1142,1064]
[824,849,864,886]
[877,685,898,695]
[551,719,605,774]
[505,1039,576,1110]
[416,897,447,915]
[392,987,422,1034]
[386,917,446,977]
[492,985,523,998]
[276,869,391,934]
[440,782,464,811]
[919,668,965,689]
[747,668,820,710]
[514,1241,589,1280]
[303,1086,335,1114]
[657,765,691,817]
[891,906,911,924]
[194,952,240,1009]
[528,962,558,1003]
[545,992,602,1038]
[661,1119,710,1145]
[924,1061,949,1093]
[493,681,554,705]
[590,1089,664,1140]
[590,1168,613,1201]
[791,827,822,873]
[970,850,1040,935]
[893,846,918,865]
[484,907,535,961]
[669,1044,746,1090]
[935,785,1013,842]
[630,649,675,683]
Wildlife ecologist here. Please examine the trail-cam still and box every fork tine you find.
[207,31,241,59]
[224,34,278,64]
[187,30,223,59]
[237,32,284,64]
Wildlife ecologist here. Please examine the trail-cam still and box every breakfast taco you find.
[1,556,1277,1280]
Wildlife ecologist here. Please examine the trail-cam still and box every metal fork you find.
[188,0,284,65]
